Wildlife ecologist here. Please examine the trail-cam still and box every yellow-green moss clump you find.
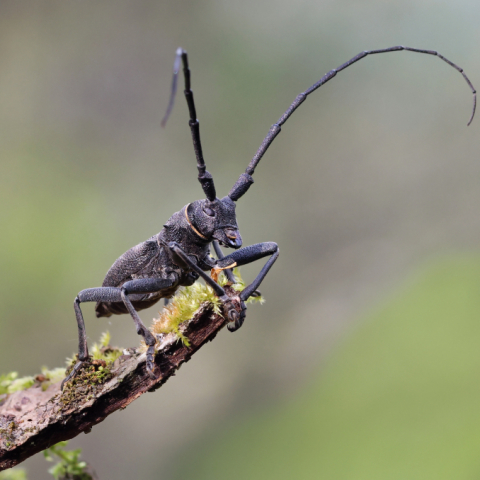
[64,331,122,369]
[62,332,123,399]
[0,419,18,449]
[148,268,264,346]
[86,331,123,365]
[60,360,114,407]
[0,332,123,399]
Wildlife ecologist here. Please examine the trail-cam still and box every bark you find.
[0,287,240,471]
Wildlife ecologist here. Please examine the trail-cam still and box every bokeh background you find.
[1,1,480,479]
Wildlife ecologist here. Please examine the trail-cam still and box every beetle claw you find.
[223,297,247,332]
[61,358,90,391]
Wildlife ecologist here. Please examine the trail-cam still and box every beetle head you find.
[188,196,242,249]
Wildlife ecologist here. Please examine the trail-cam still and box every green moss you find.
[0,332,123,398]
[64,331,122,370]
[60,361,112,407]
[148,268,264,347]
[38,367,68,392]
[61,332,123,399]
[41,367,66,383]
[0,420,18,448]
[150,280,221,346]
[90,331,123,364]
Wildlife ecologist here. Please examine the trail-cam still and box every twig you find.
[0,287,240,471]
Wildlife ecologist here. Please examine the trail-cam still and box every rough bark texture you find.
[0,287,240,471]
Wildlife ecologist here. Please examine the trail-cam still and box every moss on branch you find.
[0,280,246,471]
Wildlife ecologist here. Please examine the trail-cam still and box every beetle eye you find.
[204,207,215,217]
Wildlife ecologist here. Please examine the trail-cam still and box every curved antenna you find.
[162,48,216,202]
[229,46,476,201]
[161,49,182,129]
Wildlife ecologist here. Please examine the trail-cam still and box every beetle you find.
[62,46,476,388]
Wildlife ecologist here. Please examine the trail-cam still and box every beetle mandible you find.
[63,46,476,388]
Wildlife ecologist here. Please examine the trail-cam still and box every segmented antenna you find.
[161,48,183,128]
[243,46,476,180]
[162,48,216,201]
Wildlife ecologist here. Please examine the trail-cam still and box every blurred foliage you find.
[0,372,34,395]
[177,256,480,479]
[0,469,27,480]
[44,442,93,480]
[0,367,65,395]
[0,443,93,480]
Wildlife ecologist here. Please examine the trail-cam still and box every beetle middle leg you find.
[120,277,174,378]
[213,240,262,298]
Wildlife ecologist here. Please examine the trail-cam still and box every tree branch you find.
[0,287,240,471]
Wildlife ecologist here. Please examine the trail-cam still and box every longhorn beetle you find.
[62,46,476,388]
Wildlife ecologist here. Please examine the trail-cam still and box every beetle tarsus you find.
[223,297,247,332]
[146,345,158,379]
[61,359,88,391]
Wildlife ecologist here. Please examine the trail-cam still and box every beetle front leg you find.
[213,240,261,298]
[214,242,279,331]
[167,242,246,329]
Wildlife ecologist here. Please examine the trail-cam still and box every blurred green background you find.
[0,1,479,479]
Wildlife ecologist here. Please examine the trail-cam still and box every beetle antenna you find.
[229,46,477,201]
[162,48,216,202]
[161,48,183,128]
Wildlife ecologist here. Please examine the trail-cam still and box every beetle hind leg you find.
[62,287,123,390]
[62,279,175,390]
